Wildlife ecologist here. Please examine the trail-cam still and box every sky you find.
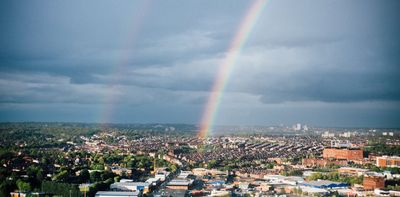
[0,0,399,128]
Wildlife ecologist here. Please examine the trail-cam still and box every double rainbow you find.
[198,0,267,138]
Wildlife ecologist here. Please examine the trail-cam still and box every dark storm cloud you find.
[0,0,238,85]
[0,0,399,126]
[259,69,400,103]
[225,0,400,104]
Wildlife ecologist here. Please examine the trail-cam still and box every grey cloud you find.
[0,0,399,126]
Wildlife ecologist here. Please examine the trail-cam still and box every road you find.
[150,167,182,196]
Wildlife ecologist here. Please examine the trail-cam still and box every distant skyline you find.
[0,0,400,128]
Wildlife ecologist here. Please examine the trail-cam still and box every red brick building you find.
[363,175,385,190]
[323,148,363,160]
[302,158,348,167]
[376,156,400,168]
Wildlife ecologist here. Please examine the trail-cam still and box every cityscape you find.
[1,0,400,197]
[0,123,399,197]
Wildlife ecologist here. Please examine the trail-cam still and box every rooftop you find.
[167,179,193,186]
[95,191,140,197]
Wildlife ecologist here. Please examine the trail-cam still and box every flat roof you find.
[303,180,349,187]
[146,178,160,182]
[300,186,328,193]
[338,167,369,171]
[111,182,150,186]
[167,179,192,186]
[95,191,140,197]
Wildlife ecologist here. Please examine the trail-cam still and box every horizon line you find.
[0,120,399,129]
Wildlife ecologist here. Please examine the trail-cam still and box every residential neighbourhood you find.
[1,123,399,196]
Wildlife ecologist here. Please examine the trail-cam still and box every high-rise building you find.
[293,123,302,131]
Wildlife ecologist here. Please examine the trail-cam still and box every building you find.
[208,169,228,176]
[299,187,329,196]
[95,191,140,197]
[302,158,348,167]
[110,166,132,176]
[263,175,304,186]
[301,180,349,189]
[258,182,272,192]
[294,123,301,131]
[145,178,160,186]
[156,189,188,197]
[110,182,150,193]
[330,140,351,148]
[192,168,208,176]
[166,179,193,190]
[339,132,353,138]
[363,174,385,190]
[376,156,400,168]
[10,192,46,197]
[337,167,369,176]
[210,190,230,197]
[323,148,363,160]
[178,171,192,179]
[207,180,225,189]
[155,169,170,181]
[163,155,183,166]
[322,131,334,138]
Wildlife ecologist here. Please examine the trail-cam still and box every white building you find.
[322,131,334,138]
[294,123,302,131]
[178,171,192,179]
[110,182,150,192]
[95,191,140,197]
[155,170,170,181]
[145,178,160,186]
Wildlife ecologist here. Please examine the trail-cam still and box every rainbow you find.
[99,1,152,126]
[198,0,267,138]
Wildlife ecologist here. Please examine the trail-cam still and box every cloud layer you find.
[0,0,399,127]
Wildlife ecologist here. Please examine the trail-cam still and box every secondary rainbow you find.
[198,0,267,138]
[99,1,152,126]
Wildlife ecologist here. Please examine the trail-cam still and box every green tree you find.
[16,179,31,192]
[80,169,90,183]
[90,171,102,183]
[168,163,177,172]
[114,176,121,183]
[0,180,16,197]
[52,170,69,182]
[207,160,218,169]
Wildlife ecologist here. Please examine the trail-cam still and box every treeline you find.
[41,179,114,197]
[308,172,363,185]
[41,181,81,197]
[365,143,400,156]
